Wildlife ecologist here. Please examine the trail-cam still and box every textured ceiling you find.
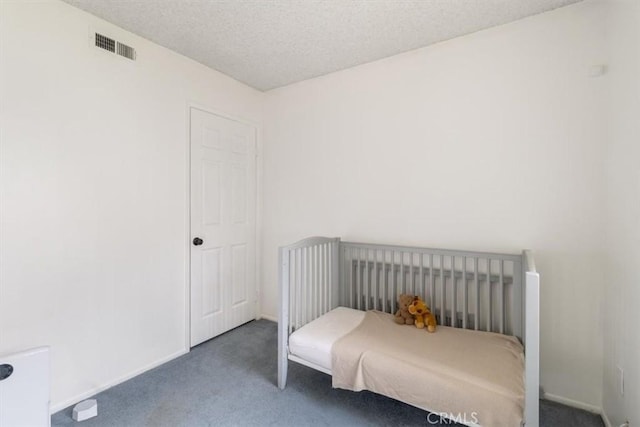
[63,0,582,91]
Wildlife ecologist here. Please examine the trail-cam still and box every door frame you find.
[184,102,263,351]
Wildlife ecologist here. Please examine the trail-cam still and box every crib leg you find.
[278,246,290,390]
[277,324,288,389]
[278,357,288,389]
[277,302,288,389]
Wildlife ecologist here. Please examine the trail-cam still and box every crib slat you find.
[451,256,457,328]
[382,251,387,312]
[311,246,316,320]
[474,257,479,331]
[329,243,334,309]
[344,246,348,308]
[317,245,320,317]
[320,244,324,314]
[360,248,364,310]
[314,246,318,318]
[329,243,333,310]
[463,256,468,329]
[316,245,320,318]
[296,249,304,329]
[440,255,445,326]
[337,245,341,309]
[341,244,347,308]
[420,254,425,302]
[316,245,321,317]
[352,247,357,309]
[293,249,297,330]
[512,259,523,338]
[373,251,379,310]
[430,254,435,310]
[349,247,354,308]
[324,243,329,313]
[400,252,405,295]
[301,247,305,326]
[343,245,347,308]
[293,248,298,329]
[301,247,306,325]
[305,247,310,324]
[327,243,331,310]
[499,259,505,334]
[309,246,313,321]
[288,250,294,335]
[410,253,414,295]
[293,249,297,332]
[391,251,398,310]
[320,244,323,314]
[308,246,313,321]
[300,248,305,329]
[487,258,492,332]
[358,249,367,309]
[369,249,374,309]
[364,249,370,310]
[359,248,364,310]
[308,247,313,323]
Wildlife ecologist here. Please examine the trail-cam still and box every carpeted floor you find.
[52,320,604,427]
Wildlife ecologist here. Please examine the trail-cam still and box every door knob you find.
[0,364,13,381]
[193,237,204,246]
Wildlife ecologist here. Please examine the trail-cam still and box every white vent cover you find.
[94,32,136,61]
[95,33,115,53]
[117,42,136,60]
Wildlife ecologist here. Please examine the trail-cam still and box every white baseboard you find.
[542,392,602,414]
[259,313,277,322]
[50,348,188,414]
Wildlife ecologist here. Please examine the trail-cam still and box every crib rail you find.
[278,237,340,388]
[279,237,340,335]
[340,242,524,339]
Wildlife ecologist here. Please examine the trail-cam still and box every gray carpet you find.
[52,320,604,427]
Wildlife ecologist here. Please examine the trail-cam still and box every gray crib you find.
[277,236,540,426]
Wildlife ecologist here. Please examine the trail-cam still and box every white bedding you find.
[288,307,365,371]
[288,307,525,426]
[332,310,525,426]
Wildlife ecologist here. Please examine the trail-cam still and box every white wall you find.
[0,0,262,411]
[262,1,607,408]
[602,0,640,425]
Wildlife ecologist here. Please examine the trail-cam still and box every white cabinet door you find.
[190,108,257,347]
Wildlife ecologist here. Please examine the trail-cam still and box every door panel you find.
[202,161,222,225]
[231,244,247,306]
[201,247,222,317]
[190,108,256,347]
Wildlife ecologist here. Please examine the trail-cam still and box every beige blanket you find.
[331,310,524,426]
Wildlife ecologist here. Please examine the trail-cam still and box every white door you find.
[190,108,257,347]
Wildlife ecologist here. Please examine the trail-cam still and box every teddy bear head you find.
[407,296,431,316]
[397,294,415,311]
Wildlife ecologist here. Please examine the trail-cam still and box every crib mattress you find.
[332,310,525,426]
[288,307,366,371]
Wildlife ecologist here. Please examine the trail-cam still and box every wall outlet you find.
[617,366,624,395]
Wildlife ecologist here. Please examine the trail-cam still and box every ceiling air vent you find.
[93,32,136,61]
[117,42,136,61]
[95,33,115,53]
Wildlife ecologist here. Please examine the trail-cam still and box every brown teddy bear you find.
[408,296,437,332]
[394,294,416,325]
